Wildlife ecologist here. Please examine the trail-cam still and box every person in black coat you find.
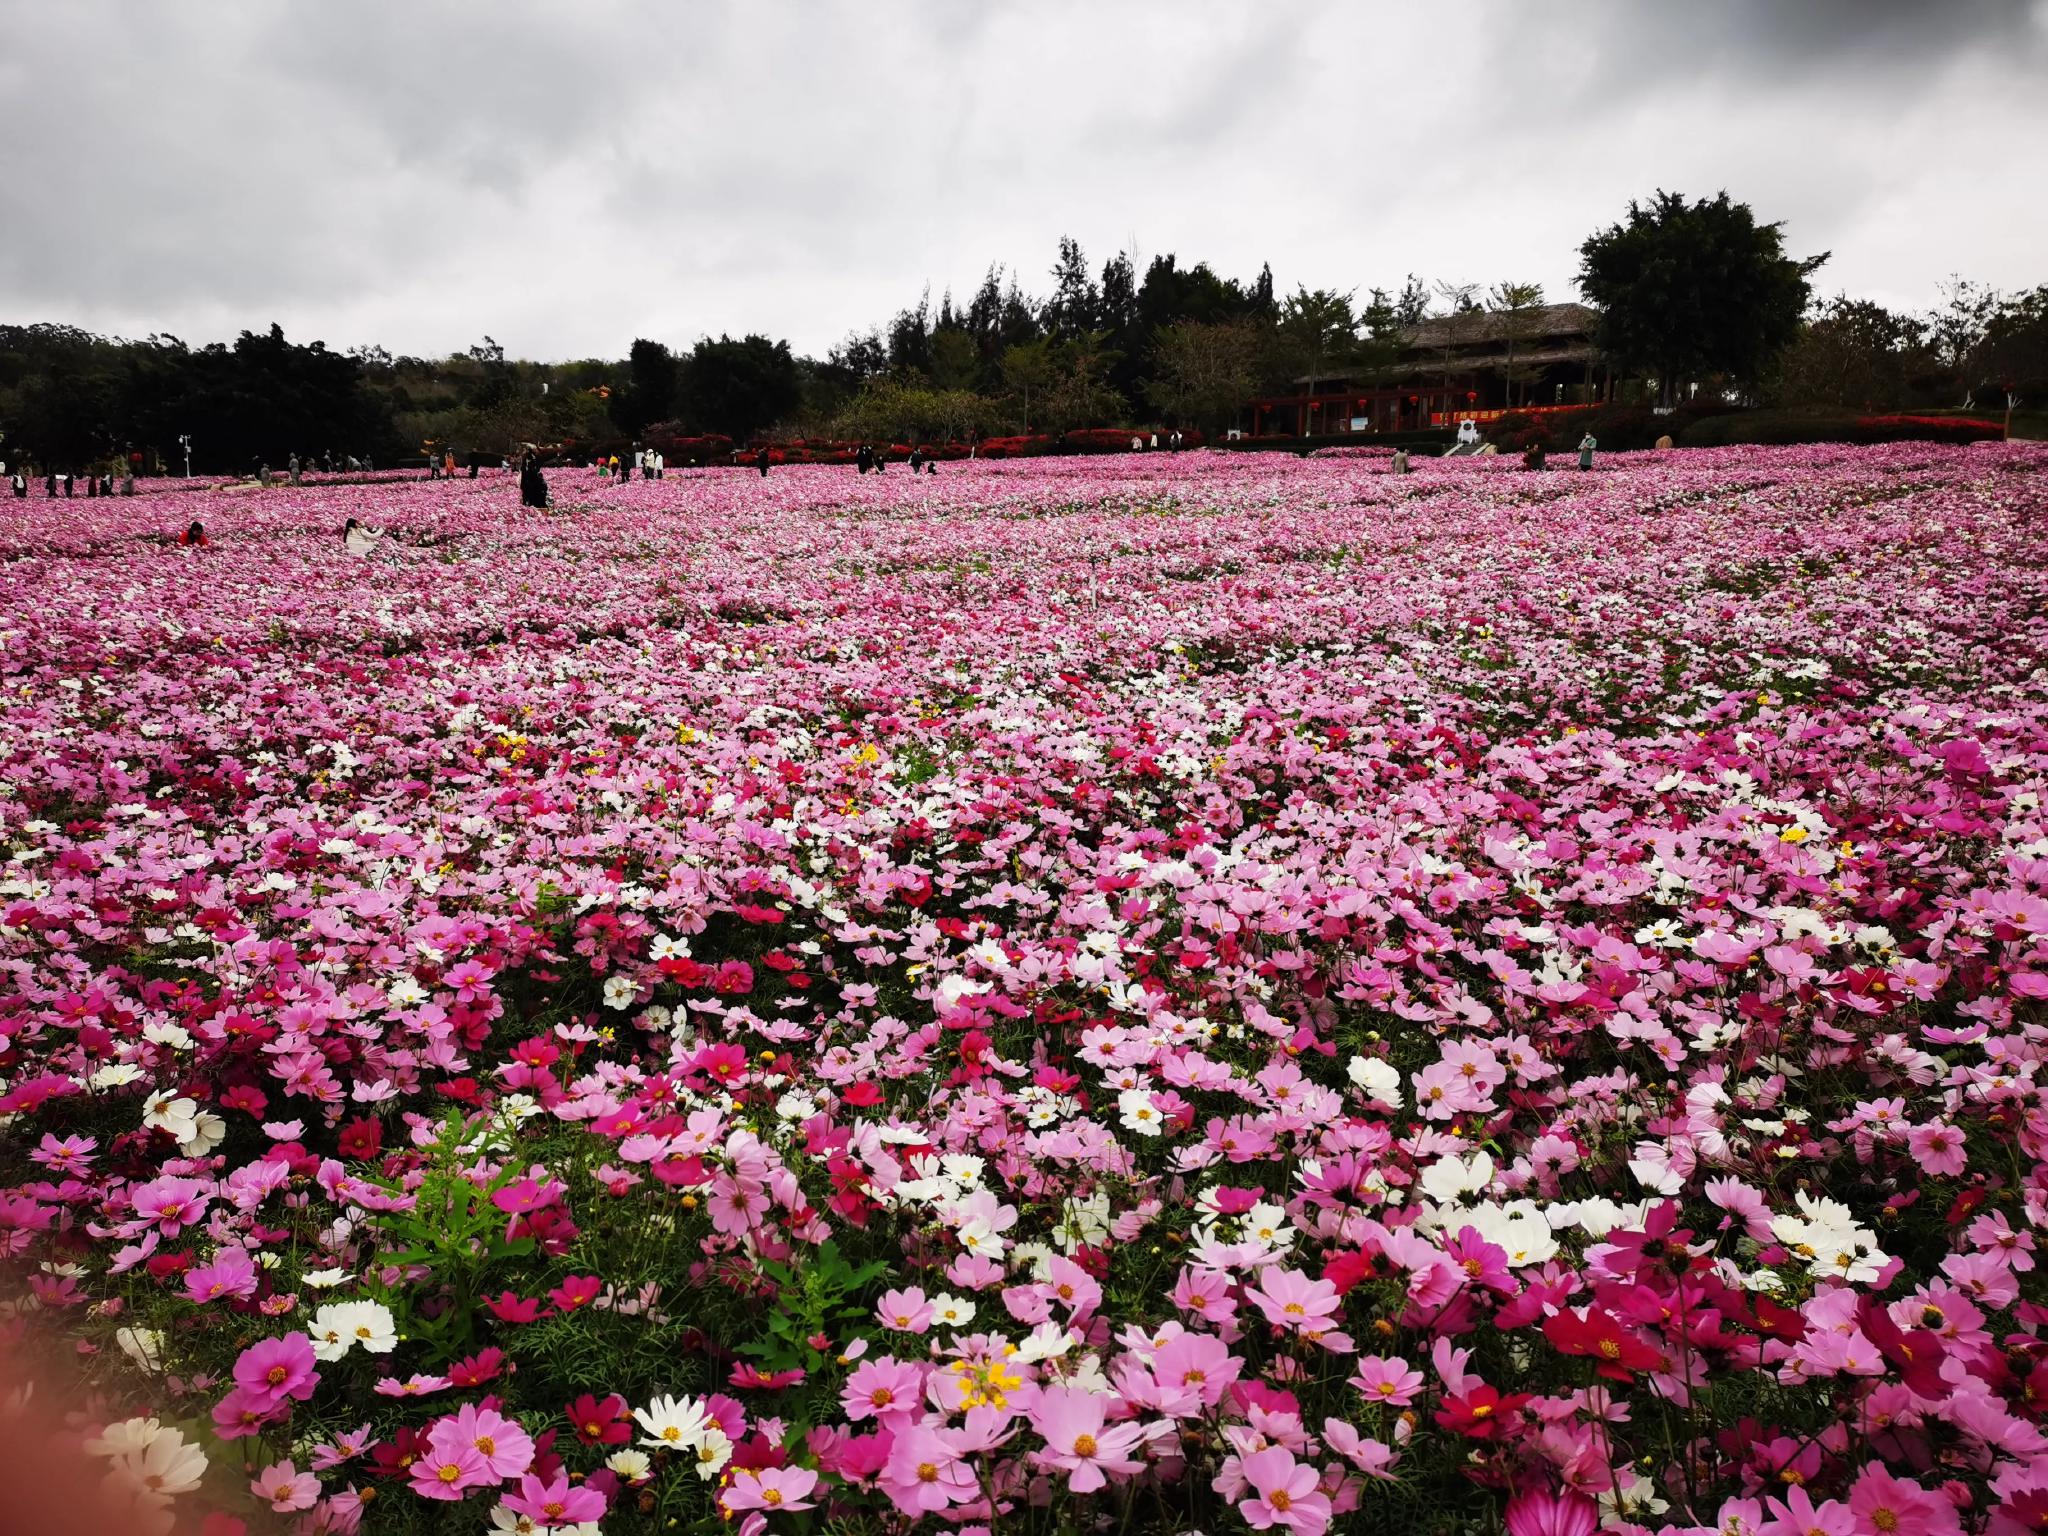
[756,447,771,477]
[519,452,550,509]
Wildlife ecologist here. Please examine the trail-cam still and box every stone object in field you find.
[1656,435,1674,450]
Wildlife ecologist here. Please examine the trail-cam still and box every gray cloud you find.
[1,0,2042,359]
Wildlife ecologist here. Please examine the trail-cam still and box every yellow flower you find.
[1779,826,1809,845]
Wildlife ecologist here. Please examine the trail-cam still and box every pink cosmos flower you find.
[721,1466,821,1515]
[1846,1465,1962,1536]
[877,1286,933,1332]
[879,1424,978,1515]
[428,1402,534,1481]
[1027,1385,1148,1493]
[1151,1330,1241,1410]
[1347,1354,1424,1407]
[1905,1121,1968,1178]
[840,1357,922,1423]
[505,1470,608,1526]
[1234,1445,1331,1534]
[1504,1489,1599,1536]
[249,1458,320,1513]
[128,1175,212,1236]
[374,1373,451,1398]
[1245,1267,1341,1333]
[409,1444,491,1501]
[185,1247,259,1304]
[1761,1484,1854,1536]
[213,1384,288,1439]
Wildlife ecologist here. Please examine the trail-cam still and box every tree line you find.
[3,195,2042,472]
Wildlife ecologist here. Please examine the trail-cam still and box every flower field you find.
[3,443,2048,1536]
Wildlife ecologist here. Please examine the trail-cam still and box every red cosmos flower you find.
[695,1043,749,1083]
[658,955,709,987]
[565,1392,631,1446]
[369,1425,430,1479]
[1752,1294,1808,1344]
[547,1275,602,1313]
[1434,1384,1531,1439]
[447,1348,505,1387]
[1542,1307,1667,1380]
[1855,1296,1948,1398]
[840,1081,882,1109]
[485,1291,549,1324]
[219,1082,269,1116]
[1604,1201,1692,1274]
[729,1363,805,1391]
[336,1117,382,1159]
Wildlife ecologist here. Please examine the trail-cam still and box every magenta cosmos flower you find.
[232,1332,318,1406]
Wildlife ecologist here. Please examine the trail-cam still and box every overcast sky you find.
[3,0,2044,361]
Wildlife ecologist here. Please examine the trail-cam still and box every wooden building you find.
[1246,302,1610,437]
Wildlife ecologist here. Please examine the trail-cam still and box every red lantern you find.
[1466,391,1477,402]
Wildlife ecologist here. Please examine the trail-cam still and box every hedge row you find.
[1676,411,2007,448]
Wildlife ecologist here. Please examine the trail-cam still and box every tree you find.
[678,334,802,441]
[1487,282,1546,407]
[1973,285,2048,420]
[1142,319,1264,435]
[1394,275,1431,326]
[1039,330,1125,433]
[1578,190,1827,404]
[998,339,1057,430]
[1042,237,1100,344]
[1769,296,1931,410]
[615,339,677,434]
[1277,286,1358,402]
[927,327,981,393]
[1431,281,1480,401]
[1926,276,1997,403]
[887,289,934,378]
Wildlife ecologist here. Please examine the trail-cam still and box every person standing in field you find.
[1577,433,1596,471]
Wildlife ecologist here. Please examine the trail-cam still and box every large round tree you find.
[1578,190,1827,406]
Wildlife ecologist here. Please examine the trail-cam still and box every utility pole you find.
[178,433,192,477]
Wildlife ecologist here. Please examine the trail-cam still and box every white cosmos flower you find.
[689,1426,733,1480]
[83,1417,165,1459]
[1419,1149,1496,1207]
[113,1327,167,1374]
[633,1393,710,1451]
[605,1448,653,1481]
[308,1300,396,1360]
[111,1426,209,1498]
[1118,1088,1164,1136]
[1347,1057,1402,1106]
[602,974,639,1010]
[962,1215,1011,1260]
[929,1293,976,1329]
